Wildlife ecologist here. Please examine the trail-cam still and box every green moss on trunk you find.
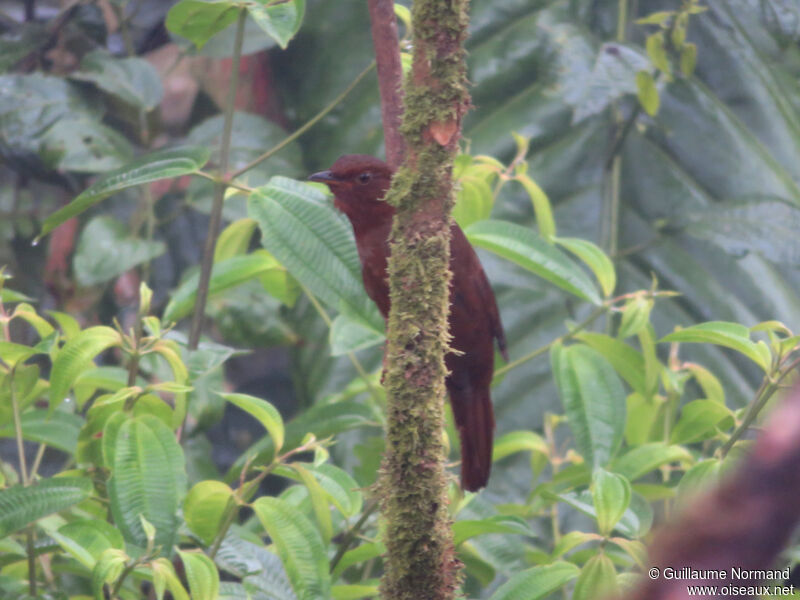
[378,0,471,598]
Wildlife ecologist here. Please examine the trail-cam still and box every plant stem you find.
[11,368,29,486]
[26,528,36,596]
[330,497,380,572]
[188,9,247,351]
[230,61,376,180]
[720,355,800,457]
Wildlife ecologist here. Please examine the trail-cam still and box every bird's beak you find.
[308,170,341,185]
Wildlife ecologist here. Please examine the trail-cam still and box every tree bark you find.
[367,0,406,170]
[378,0,471,598]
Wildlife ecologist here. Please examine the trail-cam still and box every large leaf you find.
[252,497,331,600]
[0,410,83,454]
[39,146,211,238]
[551,343,626,469]
[0,477,92,537]
[73,216,165,286]
[166,0,241,49]
[71,50,163,110]
[660,321,771,372]
[248,177,384,332]
[108,415,187,552]
[489,561,579,600]
[465,219,601,304]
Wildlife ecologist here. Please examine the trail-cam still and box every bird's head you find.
[309,155,394,221]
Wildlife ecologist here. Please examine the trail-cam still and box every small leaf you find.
[47,519,125,570]
[636,70,660,116]
[466,220,601,304]
[514,173,556,239]
[575,332,647,396]
[248,0,306,49]
[219,392,284,452]
[0,477,92,537]
[635,11,674,25]
[214,218,258,262]
[661,321,772,372]
[572,553,619,600]
[290,464,333,544]
[453,515,534,546]
[591,469,631,536]
[645,31,670,76]
[40,147,211,238]
[492,430,548,462]
[680,42,697,76]
[489,561,579,600]
[177,550,220,600]
[555,237,616,297]
[617,295,653,339]
[50,326,121,412]
[611,443,691,481]
[670,399,733,445]
[166,0,241,49]
[0,340,38,368]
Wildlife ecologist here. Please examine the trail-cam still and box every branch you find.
[367,0,406,169]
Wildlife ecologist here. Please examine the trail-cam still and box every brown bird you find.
[310,154,507,491]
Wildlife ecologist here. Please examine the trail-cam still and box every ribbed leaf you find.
[610,443,692,481]
[108,415,186,552]
[177,550,220,600]
[47,519,124,570]
[248,178,383,332]
[219,392,284,452]
[488,561,579,600]
[39,146,211,238]
[0,477,92,537]
[0,409,83,454]
[466,220,601,304]
[252,497,330,600]
[49,326,121,412]
[661,321,772,372]
[551,344,626,469]
[183,480,234,546]
[453,515,534,547]
[591,469,631,536]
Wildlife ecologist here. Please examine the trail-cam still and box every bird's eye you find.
[357,172,372,184]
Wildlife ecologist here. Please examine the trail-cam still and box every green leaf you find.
[215,218,258,262]
[514,173,556,239]
[47,520,125,570]
[183,480,234,546]
[49,326,121,412]
[108,415,186,552]
[610,443,691,481]
[555,237,616,297]
[73,216,165,286]
[332,583,380,600]
[574,332,646,396]
[92,548,128,597]
[248,0,306,49]
[71,50,163,110]
[0,477,92,537]
[329,312,385,356]
[248,178,384,330]
[331,542,385,580]
[591,469,631,536]
[635,11,674,25]
[0,340,38,368]
[453,175,493,229]
[465,220,601,304]
[453,515,534,546]
[40,116,133,173]
[680,43,697,77]
[489,561,579,600]
[164,251,289,322]
[617,295,654,339]
[166,0,241,49]
[636,70,660,116]
[670,399,733,445]
[177,550,220,600]
[290,464,333,544]
[492,430,548,462]
[220,392,284,453]
[551,344,626,469]
[252,497,331,600]
[645,32,670,76]
[677,459,720,501]
[0,409,83,454]
[39,146,211,239]
[684,362,725,404]
[572,553,619,600]
[661,321,772,372]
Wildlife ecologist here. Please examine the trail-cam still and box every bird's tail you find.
[451,384,495,492]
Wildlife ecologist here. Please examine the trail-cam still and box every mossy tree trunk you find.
[378,0,471,598]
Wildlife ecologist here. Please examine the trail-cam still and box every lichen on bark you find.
[378,0,471,598]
